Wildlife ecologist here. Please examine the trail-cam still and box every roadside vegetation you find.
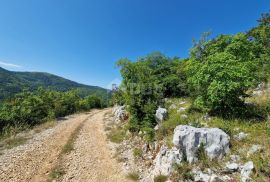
[0,88,105,139]
[111,10,270,181]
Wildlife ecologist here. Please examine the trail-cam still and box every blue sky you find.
[0,0,269,88]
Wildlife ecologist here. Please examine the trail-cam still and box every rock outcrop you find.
[152,125,230,177]
[152,146,182,176]
[155,107,167,123]
[241,161,254,182]
[112,105,128,122]
[173,125,230,163]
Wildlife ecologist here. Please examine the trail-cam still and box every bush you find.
[154,175,168,182]
[0,89,104,135]
[188,33,262,115]
[117,53,188,131]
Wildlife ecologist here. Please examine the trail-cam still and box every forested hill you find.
[0,67,109,100]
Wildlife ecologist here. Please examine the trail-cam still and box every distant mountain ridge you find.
[0,67,109,100]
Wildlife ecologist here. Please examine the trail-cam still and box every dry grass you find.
[159,96,270,181]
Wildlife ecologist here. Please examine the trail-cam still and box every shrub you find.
[154,175,168,182]
[188,33,262,115]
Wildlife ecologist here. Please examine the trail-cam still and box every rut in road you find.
[60,109,128,182]
[0,109,127,182]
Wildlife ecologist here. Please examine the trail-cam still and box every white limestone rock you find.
[173,125,230,163]
[155,107,167,123]
[241,161,254,182]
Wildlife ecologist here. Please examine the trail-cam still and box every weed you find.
[154,175,168,182]
[133,148,143,158]
[49,165,65,181]
[126,172,140,181]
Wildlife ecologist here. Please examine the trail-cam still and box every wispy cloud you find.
[0,61,22,68]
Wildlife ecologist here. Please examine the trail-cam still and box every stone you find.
[179,101,186,105]
[152,146,182,176]
[154,125,159,131]
[247,145,262,157]
[169,104,177,110]
[112,105,128,122]
[181,114,188,119]
[230,155,240,162]
[193,170,219,182]
[143,144,148,153]
[155,107,167,123]
[241,161,254,182]
[202,113,211,121]
[225,162,239,172]
[234,132,249,141]
[177,107,186,113]
[173,125,230,163]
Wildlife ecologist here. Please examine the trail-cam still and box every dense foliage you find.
[0,67,109,101]
[0,89,104,134]
[116,11,270,132]
[187,33,260,114]
[117,52,187,131]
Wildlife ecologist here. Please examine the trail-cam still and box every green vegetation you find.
[117,52,187,132]
[116,10,270,136]
[0,88,104,137]
[49,165,66,181]
[133,147,143,158]
[112,11,270,181]
[0,67,109,101]
[126,171,140,181]
[154,175,168,182]
[107,126,126,143]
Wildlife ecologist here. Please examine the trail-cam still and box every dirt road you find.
[0,109,127,182]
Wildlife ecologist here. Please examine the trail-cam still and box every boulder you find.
[241,161,254,182]
[234,132,249,141]
[225,162,239,173]
[177,107,186,113]
[173,125,230,163]
[169,104,177,110]
[155,107,167,123]
[112,105,128,122]
[247,145,262,157]
[152,146,182,176]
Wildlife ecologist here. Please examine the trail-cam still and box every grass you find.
[49,165,66,181]
[49,119,87,181]
[61,121,84,154]
[5,136,28,149]
[126,172,140,181]
[107,126,126,143]
[154,175,168,182]
[133,148,143,158]
[159,96,270,181]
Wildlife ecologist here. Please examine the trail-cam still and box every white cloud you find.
[0,61,22,68]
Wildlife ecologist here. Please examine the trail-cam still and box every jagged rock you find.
[154,125,159,131]
[202,113,211,121]
[155,107,167,123]
[234,132,249,141]
[193,170,219,182]
[143,144,148,153]
[181,114,188,119]
[230,155,240,162]
[241,161,254,182]
[177,107,186,113]
[112,105,128,122]
[152,146,182,176]
[225,162,239,172]
[173,125,230,163]
[169,104,177,110]
[179,101,186,105]
[247,145,262,157]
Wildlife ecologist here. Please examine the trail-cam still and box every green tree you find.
[188,33,260,115]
